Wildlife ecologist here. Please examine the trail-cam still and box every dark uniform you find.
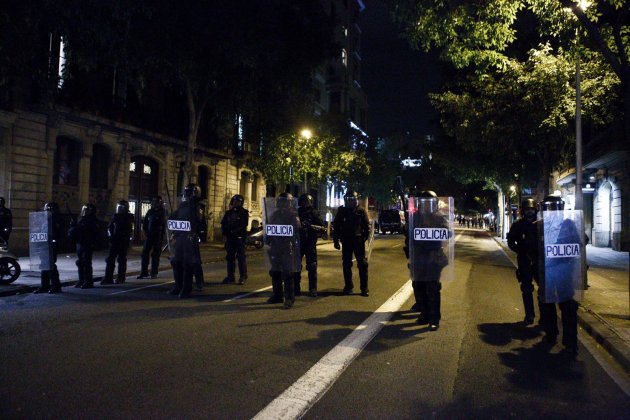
[102,200,134,285]
[507,199,538,325]
[267,193,301,308]
[138,197,166,279]
[333,191,370,296]
[168,184,202,298]
[537,195,582,355]
[68,203,99,289]
[34,202,62,294]
[221,194,249,284]
[0,197,12,244]
[404,191,448,330]
[294,194,325,297]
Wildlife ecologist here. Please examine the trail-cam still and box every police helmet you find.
[344,190,359,209]
[151,196,164,210]
[80,203,96,218]
[116,200,130,214]
[0,197,5,207]
[182,184,200,202]
[540,195,564,211]
[44,202,59,213]
[277,192,294,209]
[521,198,537,220]
[418,190,438,214]
[298,194,313,208]
[230,194,245,208]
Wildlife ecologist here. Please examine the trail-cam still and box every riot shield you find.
[29,211,52,271]
[366,219,376,262]
[166,204,199,265]
[407,197,454,282]
[263,197,301,273]
[538,209,584,303]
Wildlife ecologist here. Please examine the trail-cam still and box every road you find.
[1,230,629,419]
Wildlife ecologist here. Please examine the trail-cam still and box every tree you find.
[389,0,630,191]
[251,131,368,195]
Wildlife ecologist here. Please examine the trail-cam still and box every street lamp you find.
[299,128,313,193]
[574,0,589,212]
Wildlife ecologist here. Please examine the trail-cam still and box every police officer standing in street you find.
[102,200,134,285]
[295,194,325,297]
[137,196,166,279]
[537,195,583,355]
[507,198,539,325]
[68,203,99,289]
[34,202,62,294]
[0,197,12,244]
[221,194,248,285]
[266,192,301,308]
[167,184,202,298]
[405,191,451,331]
[333,190,370,296]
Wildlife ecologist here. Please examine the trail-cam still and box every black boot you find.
[308,268,317,297]
[283,273,295,309]
[267,272,283,303]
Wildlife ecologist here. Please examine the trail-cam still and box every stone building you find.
[0,106,264,255]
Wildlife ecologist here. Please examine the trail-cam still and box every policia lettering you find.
[413,228,448,241]
[266,225,294,236]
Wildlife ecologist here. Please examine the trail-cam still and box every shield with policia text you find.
[407,196,454,282]
[166,204,199,265]
[538,209,585,303]
[263,196,301,273]
[29,211,52,271]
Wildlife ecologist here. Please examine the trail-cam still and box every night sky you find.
[359,0,442,138]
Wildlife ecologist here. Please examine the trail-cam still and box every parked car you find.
[378,209,405,234]
[245,228,264,249]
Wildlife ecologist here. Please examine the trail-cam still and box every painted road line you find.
[392,243,402,248]
[108,280,174,295]
[223,286,273,302]
[253,280,414,420]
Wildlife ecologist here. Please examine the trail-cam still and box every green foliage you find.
[251,132,369,190]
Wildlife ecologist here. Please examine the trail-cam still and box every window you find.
[198,166,209,199]
[342,48,348,67]
[54,136,80,186]
[252,175,259,202]
[90,144,109,189]
[239,172,248,197]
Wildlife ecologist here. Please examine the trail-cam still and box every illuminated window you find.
[129,162,136,172]
[143,164,151,175]
[58,37,66,89]
[342,49,348,67]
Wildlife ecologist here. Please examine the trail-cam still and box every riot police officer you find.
[266,192,301,308]
[537,195,582,355]
[68,203,99,289]
[295,194,325,297]
[167,184,202,298]
[221,194,248,284]
[405,191,449,331]
[102,200,134,285]
[507,198,539,325]
[34,202,62,294]
[333,190,370,296]
[0,197,12,244]
[138,196,166,279]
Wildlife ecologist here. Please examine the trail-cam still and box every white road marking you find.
[108,281,174,295]
[253,280,414,420]
[223,286,273,302]
[392,243,402,248]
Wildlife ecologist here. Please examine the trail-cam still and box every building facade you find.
[0,106,264,255]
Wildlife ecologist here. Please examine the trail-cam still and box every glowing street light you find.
[300,128,313,140]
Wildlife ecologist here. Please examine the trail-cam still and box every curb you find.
[490,233,630,372]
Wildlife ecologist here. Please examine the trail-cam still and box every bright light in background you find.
[300,128,312,139]
[577,0,590,10]
[509,185,516,193]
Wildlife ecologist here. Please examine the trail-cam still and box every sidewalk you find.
[492,233,630,371]
[0,241,230,297]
